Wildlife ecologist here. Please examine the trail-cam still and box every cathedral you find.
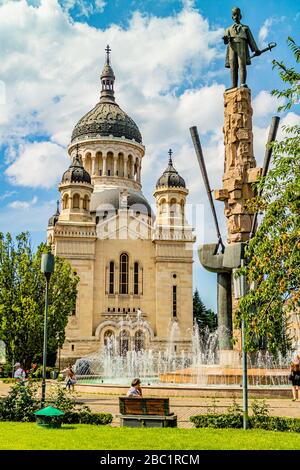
[47,47,195,362]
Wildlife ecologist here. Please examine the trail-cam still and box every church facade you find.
[47,48,195,362]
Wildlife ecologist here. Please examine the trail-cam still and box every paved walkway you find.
[1,381,299,428]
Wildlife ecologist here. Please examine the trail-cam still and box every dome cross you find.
[105,44,111,64]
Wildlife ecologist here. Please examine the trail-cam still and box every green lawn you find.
[1,423,300,450]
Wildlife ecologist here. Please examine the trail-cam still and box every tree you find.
[0,232,79,369]
[193,289,217,331]
[236,38,300,355]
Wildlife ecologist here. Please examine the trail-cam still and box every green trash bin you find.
[34,406,64,428]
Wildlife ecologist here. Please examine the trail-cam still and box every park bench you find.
[118,397,177,428]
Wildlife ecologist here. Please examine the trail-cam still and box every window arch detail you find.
[134,262,139,295]
[119,253,129,294]
[72,193,80,209]
[109,261,115,294]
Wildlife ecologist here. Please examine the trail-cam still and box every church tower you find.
[47,47,194,362]
[153,150,194,352]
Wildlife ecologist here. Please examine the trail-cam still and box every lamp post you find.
[41,253,55,407]
[233,257,248,430]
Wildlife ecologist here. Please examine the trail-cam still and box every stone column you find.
[103,155,107,176]
[91,155,96,177]
[131,159,135,180]
[124,155,128,179]
[217,272,232,349]
[137,160,141,182]
[215,87,261,244]
[113,155,118,176]
[213,87,262,361]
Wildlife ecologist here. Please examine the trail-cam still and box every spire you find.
[56,200,60,215]
[155,149,186,189]
[72,144,82,167]
[100,44,115,104]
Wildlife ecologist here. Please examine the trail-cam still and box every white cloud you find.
[253,111,300,167]
[5,141,69,188]
[0,190,17,200]
[61,0,106,17]
[258,16,286,48]
[0,0,224,189]
[0,0,298,249]
[0,198,56,233]
[252,90,282,119]
[258,18,274,48]
[9,195,38,209]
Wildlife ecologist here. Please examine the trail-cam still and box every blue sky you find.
[0,0,299,311]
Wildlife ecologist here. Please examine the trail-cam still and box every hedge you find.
[190,414,300,432]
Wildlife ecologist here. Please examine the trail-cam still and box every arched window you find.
[62,194,69,210]
[172,285,177,317]
[134,330,145,352]
[104,330,115,352]
[119,253,128,294]
[134,262,139,295]
[83,195,89,210]
[119,330,129,356]
[109,261,115,294]
[73,194,80,209]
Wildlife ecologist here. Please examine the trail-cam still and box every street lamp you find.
[41,253,55,407]
[233,256,248,430]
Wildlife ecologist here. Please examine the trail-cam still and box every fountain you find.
[74,318,291,392]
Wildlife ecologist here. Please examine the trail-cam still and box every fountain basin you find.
[159,366,290,386]
[74,382,291,398]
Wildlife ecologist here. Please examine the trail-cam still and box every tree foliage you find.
[236,38,300,354]
[0,232,79,368]
[193,289,217,331]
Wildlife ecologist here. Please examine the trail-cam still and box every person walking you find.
[289,352,300,401]
[62,364,76,392]
[13,362,26,385]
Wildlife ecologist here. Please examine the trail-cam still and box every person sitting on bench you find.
[127,378,142,397]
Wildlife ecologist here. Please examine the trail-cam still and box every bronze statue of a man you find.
[223,7,261,88]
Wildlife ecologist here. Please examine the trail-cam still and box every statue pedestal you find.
[219,349,241,367]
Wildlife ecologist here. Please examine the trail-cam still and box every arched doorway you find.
[134,330,145,352]
[104,330,115,353]
[119,330,130,356]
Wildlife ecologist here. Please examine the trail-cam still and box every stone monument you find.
[215,87,261,243]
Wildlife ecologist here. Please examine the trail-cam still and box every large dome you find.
[71,102,142,143]
[71,47,142,144]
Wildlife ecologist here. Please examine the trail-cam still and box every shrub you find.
[0,382,39,422]
[190,413,243,429]
[46,384,79,413]
[0,363,14,378]
[0,382,112,425]
[32,366,58,379]
[190,397,300,433]
[63,410,113,425]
